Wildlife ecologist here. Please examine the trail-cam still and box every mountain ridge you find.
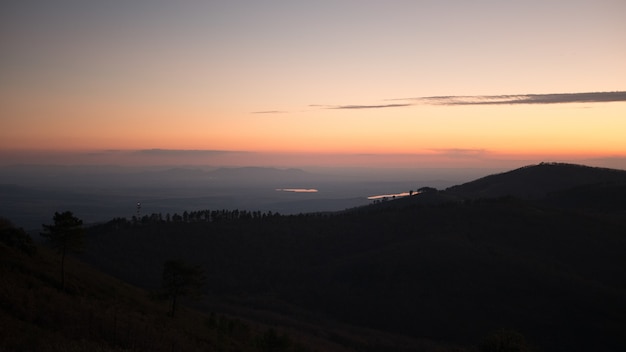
[445,162,626,200]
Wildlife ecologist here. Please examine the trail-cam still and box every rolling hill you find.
[446,162,626,200]
[3,163,626,351]
[78,163,626,351]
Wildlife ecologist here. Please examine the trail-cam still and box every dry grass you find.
[0,242,265,351]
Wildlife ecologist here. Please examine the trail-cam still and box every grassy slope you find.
[0,238,340,352]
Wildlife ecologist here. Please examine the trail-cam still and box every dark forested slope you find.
[446,162,626,199]
[78,163,626,351]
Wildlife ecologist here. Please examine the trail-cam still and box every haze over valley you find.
[0,164,502,230]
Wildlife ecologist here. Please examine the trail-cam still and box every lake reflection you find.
[276,188,319,193]
[367,191,417,200]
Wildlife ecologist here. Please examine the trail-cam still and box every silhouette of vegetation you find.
[417,186,438,193]
[81,164,626,352]
[256,328,292,352]
[161,260,206,317]
[0,217,36,255]
[41,211,84,290]
[4,163,626,351]
[0,220,346,351]
[480,329,532,352]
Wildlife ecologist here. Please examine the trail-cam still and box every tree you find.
[161,260,205,317]
[480,329,532,352]
[256,328,292,352]
[0,217,36,255]
[41,211,84,290]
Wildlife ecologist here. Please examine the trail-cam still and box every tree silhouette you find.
[0,217,36,255]
[480,329,532,352]
[41,211,84,290]
[162,260,205,317]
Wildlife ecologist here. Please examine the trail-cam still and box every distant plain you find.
[0,164,501,230]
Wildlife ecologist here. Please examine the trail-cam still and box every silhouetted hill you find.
[545,182,626,212]
[80,162,626,351]
[347,187,458,212]
[9,163,625,351]
[446,162,626,200]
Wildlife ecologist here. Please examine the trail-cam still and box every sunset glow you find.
[2,1,625,169]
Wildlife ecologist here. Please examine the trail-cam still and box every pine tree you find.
[41,211,84,290]
[162,260,205,317]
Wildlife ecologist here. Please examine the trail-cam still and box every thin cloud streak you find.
[413,91,626,105]
[430,148,489,158]
[253,91,624,115]
[328,103,412,110]
[251,110,288,114]
[136,149,251,156]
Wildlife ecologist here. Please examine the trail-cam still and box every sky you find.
[2,0,626,169]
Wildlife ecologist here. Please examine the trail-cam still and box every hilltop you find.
[357,162,626,213]
[446,162,626,199]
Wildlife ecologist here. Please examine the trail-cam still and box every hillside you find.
[80,163,626,352]
[0,219,337,352]
[4,163,626,351]
[446,162,626,200]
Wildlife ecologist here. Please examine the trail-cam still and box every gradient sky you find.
[2,1,625,168]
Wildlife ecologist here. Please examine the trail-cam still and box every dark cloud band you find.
[258,91,625,115]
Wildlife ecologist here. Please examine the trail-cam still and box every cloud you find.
[328,103,412,110]
[136,149,249,156]
[259,91,625,116]
[430,148,489,158]
[84,149,125,156]
[414,91,626,105]
[251,110,288,114]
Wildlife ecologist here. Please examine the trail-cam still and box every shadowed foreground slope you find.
[1,219,351,352]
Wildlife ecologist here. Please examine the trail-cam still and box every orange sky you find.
[2,1,626,168]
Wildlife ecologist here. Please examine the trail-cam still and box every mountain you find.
[5,163,626,351]
[78,163,626,352]
[446,162,626,200]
